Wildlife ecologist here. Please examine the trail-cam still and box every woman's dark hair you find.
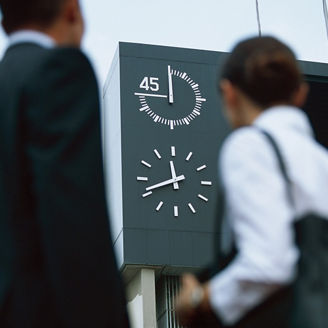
[221,36,304,108]
[0,0,66,33]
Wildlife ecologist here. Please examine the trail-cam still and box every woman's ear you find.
[292,82,309,108]
[220,79,238,110]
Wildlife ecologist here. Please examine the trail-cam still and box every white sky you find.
[1,0,328,85]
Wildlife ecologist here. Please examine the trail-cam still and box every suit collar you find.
[8,30,55,49]
[4,42,46,57]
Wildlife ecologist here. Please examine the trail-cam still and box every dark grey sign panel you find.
[104,43,230,271]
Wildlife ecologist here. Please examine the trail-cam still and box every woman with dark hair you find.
[176,36,328,327]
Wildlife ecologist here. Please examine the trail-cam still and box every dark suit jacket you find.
[0,42,130,328]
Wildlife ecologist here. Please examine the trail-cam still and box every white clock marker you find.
[171,146,176,157]
[196,97,207,102]
[188,203,196,214]
[201,181,212,186]
[154,149,161,159]
[139,106,149,112]
[197,165,207,171]
[142,191,152,198]
[141,160,152,168]
[170,120,174,130]
[137,177,148,181]
[198,194,209,202]
[186,152,193,161]
[156,201,164,212]
[174,206,179,217]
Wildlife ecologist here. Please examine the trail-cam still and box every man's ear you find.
[220,79,238,110]
[292,82,309,108]
[64,0,80,24]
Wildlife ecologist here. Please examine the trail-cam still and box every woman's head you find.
[220,36,308,128]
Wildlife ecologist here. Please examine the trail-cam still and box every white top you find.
[8,30,55,49]
[209,105,328,325]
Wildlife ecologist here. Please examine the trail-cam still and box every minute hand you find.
[146,175,185,191]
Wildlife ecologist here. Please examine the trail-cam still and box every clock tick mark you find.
[137,177,148,181]
[154,149,161,159]
[196,97,207,102]
[188,203,196,214]
[142,191,152,198]
[186,152,193,161]
[198,194,209,202]
[141,160,152,168]
[171,146,176,157]
[197,165,207,171]
[201,181,212,186]
[174,206,179,217]
[156,201,164,212]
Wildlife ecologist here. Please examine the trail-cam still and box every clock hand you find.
[134,92,168,98]
[168,65,174,104]
[146,175,185,192]
[169,160,179,190]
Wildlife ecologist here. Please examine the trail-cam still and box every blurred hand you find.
[175,274,210,326]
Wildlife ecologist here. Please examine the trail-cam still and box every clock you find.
[137,146,213,217]
[134,65,207,130]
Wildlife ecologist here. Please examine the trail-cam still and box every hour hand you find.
[170,161,179,190]
[146,175,185,192]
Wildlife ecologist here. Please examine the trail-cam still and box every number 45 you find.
[139,77,160,92]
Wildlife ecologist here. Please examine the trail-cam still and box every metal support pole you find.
[256,0,262,37]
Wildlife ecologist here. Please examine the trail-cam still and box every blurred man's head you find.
[0,0,84,47]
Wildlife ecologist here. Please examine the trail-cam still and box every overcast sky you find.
[1,0,328,85]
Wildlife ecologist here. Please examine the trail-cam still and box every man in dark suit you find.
[0,0,130,327]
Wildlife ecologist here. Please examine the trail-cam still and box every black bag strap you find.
[258,129,295,209]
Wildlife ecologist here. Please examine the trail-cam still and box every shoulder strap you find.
[258,129,295,208]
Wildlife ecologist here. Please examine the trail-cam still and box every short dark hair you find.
[221,36,304,108]
[0,0,67,33]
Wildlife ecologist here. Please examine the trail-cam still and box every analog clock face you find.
[134,65,207,130]
[137,146,213,218]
